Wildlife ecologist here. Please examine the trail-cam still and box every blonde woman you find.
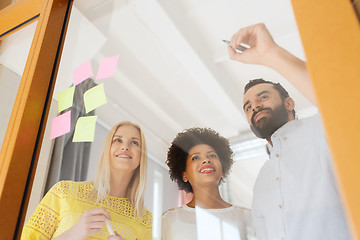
[21,121,152,240]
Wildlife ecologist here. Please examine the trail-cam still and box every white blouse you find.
[162,204,256,240]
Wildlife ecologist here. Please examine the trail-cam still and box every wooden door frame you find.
[291,0,360,238]
[0,0,359,239]
[0,0,73,238]
[0,0,42,40]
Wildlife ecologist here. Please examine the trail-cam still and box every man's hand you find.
[228,23,278,65]
[228,22,317,105]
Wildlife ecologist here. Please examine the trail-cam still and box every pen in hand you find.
[105,219,115,236]
[222,40,248,52]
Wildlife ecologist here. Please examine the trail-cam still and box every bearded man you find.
[228,23,351,240]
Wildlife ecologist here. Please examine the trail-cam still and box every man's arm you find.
[228,23,317,106]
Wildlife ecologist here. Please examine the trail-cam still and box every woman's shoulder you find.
[49,180,94,198]
[138,208,153,227]
[125,207,152,229]
[162,207,178,217]
[232,205,251,211]
[230,205,252,215]
[162,205,190,218]
[50,180,93,190]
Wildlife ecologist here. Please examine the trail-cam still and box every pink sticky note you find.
[50,111,71,140]
[73,60,94,86]
[96,55,119,80]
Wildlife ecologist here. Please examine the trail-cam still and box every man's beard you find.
[250,103,289,140]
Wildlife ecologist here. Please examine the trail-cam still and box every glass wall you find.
[20,0,321,239]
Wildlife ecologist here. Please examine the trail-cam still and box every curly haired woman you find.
[162,127,256,240]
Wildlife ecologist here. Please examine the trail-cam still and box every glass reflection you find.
[14,0,350,239]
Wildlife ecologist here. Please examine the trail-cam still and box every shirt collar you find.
[273,119,298,137]
[268,118,299,149]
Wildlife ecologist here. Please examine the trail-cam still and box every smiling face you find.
[182,144,224,190]
[243,83,294,139]
[109,124,141,173]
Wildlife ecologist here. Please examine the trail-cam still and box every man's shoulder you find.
[279,113,323,137]
[298,112,322,126]
[295,113,326,138]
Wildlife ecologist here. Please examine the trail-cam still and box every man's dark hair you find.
[166,128,234,193]
[244,78,295,117]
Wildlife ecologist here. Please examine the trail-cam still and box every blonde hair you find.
[93,121,148,217]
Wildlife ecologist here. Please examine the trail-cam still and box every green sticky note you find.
[58,86,75,113]
[83,83,107,113]
[73,116,97,142]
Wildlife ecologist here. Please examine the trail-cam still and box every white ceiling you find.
[0,0,317,207]
[71,0,317,207]
[69,0,316,158]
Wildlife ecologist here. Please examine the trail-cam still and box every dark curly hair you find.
[166,127,234,193]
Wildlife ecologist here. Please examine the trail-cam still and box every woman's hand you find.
[53,208,111,240]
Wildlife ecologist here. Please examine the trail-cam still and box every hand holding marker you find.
[105,219,115,236]
[222,39,248,52]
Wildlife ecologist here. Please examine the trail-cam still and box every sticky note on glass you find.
[50,110,71,140]
[73,60,93,86]
[73,116,97,142]
[57,86,75,113]
[96,55,119,80]
[83,83,107,113]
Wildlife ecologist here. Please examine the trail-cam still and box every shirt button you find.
[275,154,279,157]
[279,204,283,209]
[281,237,285,240]
[283,137,287,141]
[276,177,280,181]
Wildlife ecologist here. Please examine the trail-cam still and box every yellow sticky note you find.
[83,83,107,113]
[58,86,75,113]
[73,116,97,142]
